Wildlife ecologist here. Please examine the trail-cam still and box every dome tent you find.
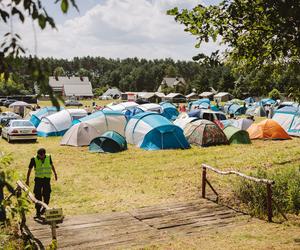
[30,106,63,127]
[104,101,139,112]
[223,126,251,144]
[73,110,127,136]
[89,131,127,153]
[221,118,254,131]
[224,103,246,116]
[160,102,179,120]
[60,122,100,147]
[247,119,291,140]
[37,109,87,137]
[125,112,190,150]
[184,119,228,147]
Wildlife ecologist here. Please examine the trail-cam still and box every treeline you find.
[3,56,300,98]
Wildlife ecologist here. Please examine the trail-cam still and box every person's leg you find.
[41,178,51,213]
[33,178,43,217]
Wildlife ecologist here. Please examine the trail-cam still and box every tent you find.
[30,106,63,127]
[223,126,251,144]
[104,101,138,111]
[247,119,291,140]
[260,98,276,106]
[188,99,219,111]
[246,105,266,117]
[244,97,255,104]
[272,105,300,136]
[184,119,228,147]
[224,103,246,116]
[125,112,190,150]
[173,116,199,129]
[139,103,163,113]
[160,102,179,120]
[37,109,87,137]
[73,110,127,136]
[221,118,254,131]
[89,131,127,153]
[123,107,144,120]
[60,122,99,146]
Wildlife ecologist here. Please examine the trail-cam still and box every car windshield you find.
[11,121,33,127]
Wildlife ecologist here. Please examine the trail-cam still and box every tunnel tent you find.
[223,126,251,144]
[73,110,127,136]
[37,109,87,137]
[30,106,63,127]
[89,131,127,153]
[104,101,139,112]
[125,112,190,150]
[60,122,100,147]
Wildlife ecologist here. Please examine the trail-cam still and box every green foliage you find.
[93,86,109,97]
[53,66,65,77]
[168,0,300,100]
[235,167,300,218]
[0,73,26,95]
[268,89,281,100]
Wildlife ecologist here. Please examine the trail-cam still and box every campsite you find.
[0,0,300,249]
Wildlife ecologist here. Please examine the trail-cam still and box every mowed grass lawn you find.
[1,100,300,249]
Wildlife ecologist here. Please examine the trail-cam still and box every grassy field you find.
[1,100,300,249]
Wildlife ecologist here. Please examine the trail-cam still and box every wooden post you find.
[266,183,273,222]
[202,166,207,198]
[51,222,57,240]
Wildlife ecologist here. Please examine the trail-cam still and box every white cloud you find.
[0,0,222,60]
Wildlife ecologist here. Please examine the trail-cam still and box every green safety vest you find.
[34,155,52,178]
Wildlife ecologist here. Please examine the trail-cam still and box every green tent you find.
[89,131,127,153]
[223,126,251,144]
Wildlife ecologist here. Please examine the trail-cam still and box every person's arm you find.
[50,157,57,181]
[26,168,32,186]
[26,158,35,186]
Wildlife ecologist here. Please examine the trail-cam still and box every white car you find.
[1,120,37,142]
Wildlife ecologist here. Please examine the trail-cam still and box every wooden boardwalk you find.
[26,199,247,249]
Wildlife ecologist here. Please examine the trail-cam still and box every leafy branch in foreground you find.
[0,0,78,107]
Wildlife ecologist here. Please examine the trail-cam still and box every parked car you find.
[188,109,227,122]
[1,120,37,142]
[0,98,7,106]
[3,99,18,107]
[64,100,83,107]
[0,116,19,135]
[0,112,22,123]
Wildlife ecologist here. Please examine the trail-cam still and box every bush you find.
[234,167,300,218]
[268,88,281,100]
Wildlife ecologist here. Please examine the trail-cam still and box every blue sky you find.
[1,0,223,60]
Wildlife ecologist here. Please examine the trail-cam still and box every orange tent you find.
[247,119,291,140]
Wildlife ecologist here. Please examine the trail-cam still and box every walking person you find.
[26,148,57,218]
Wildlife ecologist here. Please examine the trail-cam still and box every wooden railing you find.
[201,164,287,222]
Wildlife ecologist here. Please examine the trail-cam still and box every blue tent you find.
[260,98,276,106]
[30,107,63,127]
[272,105,300,136]
[224,103,246,115]
[188,98,210,109]
[122,107,144,120]
[89,131,127,153]
[244,97,255,104]
[160,102,179,120]
[125,112,190,150]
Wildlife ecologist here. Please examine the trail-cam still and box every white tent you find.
[138,103,163,113]
[226,118,254,131]
[37,109,87,137]
[60,110,127,146]
[173,116,199,129]
[104,101,138,111]
[60,122,99,146]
